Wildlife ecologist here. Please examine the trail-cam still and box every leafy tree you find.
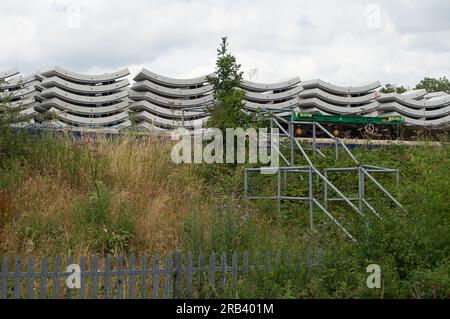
[206,37,252,130]
[415,77,450,93]
[380,83,408,94]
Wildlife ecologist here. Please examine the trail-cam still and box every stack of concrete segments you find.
[0,68,39,125]
[34,66,131,129]
[376,90,450,127]
[3,65,450,130]
[129,68,213,130]
[240,77,302,117]
[296,79,382,117]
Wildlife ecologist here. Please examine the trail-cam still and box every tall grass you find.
[0,128,449,297]
[0,130,211,257]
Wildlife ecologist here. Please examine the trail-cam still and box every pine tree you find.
[206,37,252,130]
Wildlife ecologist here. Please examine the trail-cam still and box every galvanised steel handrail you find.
[244,111,405,241]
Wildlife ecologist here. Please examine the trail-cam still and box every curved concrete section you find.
[0,68,19,80]
[39,87,129,105]
[133,111,209,129]
[10,97,36,108]
[132,80,213,97]
[39,66,130,84]
[0,84,36,99]
[130,100,208,118]
[401,89,427,100]
[38,98,129,115]
[244,85,304,102]
[244,97,300,111]
[129,91,213,108]
[301,79,381,95]
[425,92,449,100]
[40,77,130,94]
[298,98,380,115]
[48,107,129,126]
[240,77,301,92]
[1,75,36,89]
[378,102,450,119]
[377,93,450,108]
[299,88,378,105]
[134,68,212,87]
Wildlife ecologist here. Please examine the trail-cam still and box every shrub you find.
[71,182,135,254]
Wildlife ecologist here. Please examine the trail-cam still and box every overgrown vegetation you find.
[1,129,448,298]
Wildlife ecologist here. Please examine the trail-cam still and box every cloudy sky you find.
[0,0,449,88]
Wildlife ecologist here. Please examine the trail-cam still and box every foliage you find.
[380,83,408,94]
[415,76,450,93]
[206,37,253,130]
[71,182,136,254]
[0,128,449,298]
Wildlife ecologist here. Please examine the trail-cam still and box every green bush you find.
[71,182,135,254]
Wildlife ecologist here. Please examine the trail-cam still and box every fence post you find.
[66,256,73,299]
[39,256,48,299]
[164,255,171,298]
[198,253,204,296]
[232,252,238,289]
[220,252,227,290]
[174,252,182,298]
[53,256,62,299]
[186,252,193,298]
[27,256,35,299]
[275,250,281,266]
[79,256,86,299]
[13,256,21,299]
[128,254,136,299]
[104,255,111,299]
[209,252,216,290]
[307,247,312,268]
[92,256,99,299]
[116,256,124,299]
[140,254,148,299]
[152,255,159,299]
[1,256,8,299]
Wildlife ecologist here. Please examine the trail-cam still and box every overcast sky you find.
[0,0,449,88]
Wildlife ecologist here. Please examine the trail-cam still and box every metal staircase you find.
[244,111,405,241]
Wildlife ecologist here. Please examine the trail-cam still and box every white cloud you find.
[0,0,449,88]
